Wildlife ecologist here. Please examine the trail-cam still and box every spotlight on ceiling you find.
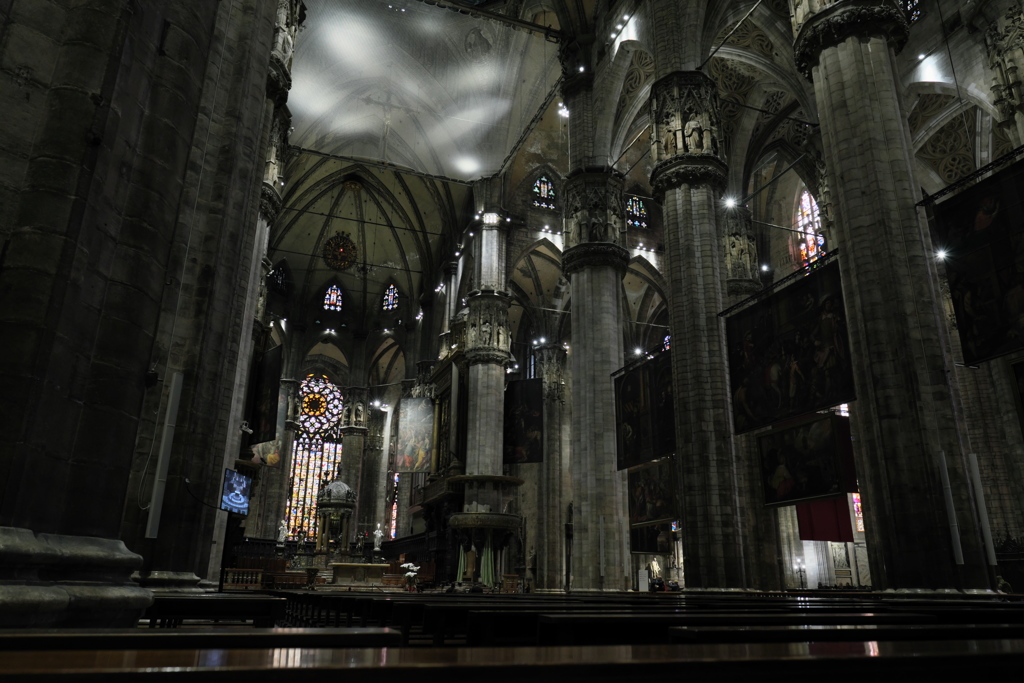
[635,348,643,356]
[725,197,737,209]
[937,250,947,260]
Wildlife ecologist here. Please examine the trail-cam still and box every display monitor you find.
[220,468,251,515]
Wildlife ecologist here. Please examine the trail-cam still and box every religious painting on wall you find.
[932,159,1024,364]
[649,350,676,459]
[395,397,434,473]
[630,521,674,554]
[628,458,678,526]
[503,378,544,464]
[758,413,855,507]
[615,349,677,470]
[615,361,653,469]
[726,259,855,434]
[250,344,283,445]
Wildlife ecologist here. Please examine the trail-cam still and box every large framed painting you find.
[931,159,1024,364]
[726,259,855,434]
[395,397,434,473]
[615,349,675,470]
[758,413,855,507]
[630,521,675,554]
[627,458,678,526]
[504,378,544,464]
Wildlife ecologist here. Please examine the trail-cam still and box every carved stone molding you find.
[562,242,629,276]
[260,182,282,222]
[563,170,625,249]
[650,156,729,197]
[649,71,726,167]
[986,4,1024,122]
[793,0,910,80]
[465,348,511,366]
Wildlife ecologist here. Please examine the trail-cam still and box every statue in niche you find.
[344,404,353,425]
[701,113,716,155]
[684,112,704,153]
[481,320,492,346]
[468,322,477,346]
[355,402,364,426]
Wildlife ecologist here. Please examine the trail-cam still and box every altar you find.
[329,563,388,585]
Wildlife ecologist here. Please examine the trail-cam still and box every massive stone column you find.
[562,171,630,592]
[0,0,275,624]
[650,70,746,588]
[792,0,988,588]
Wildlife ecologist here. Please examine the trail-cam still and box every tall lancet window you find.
[383,284,399,311]
[796,190,826,268]
[626,196,648,228]
[533,175,556,210]
[323,285,343,311]
[902,0,921,22]
[285,374,344,541]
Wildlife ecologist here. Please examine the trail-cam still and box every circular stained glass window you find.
[298,375,343,433]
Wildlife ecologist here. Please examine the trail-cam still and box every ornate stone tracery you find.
[649,71,728,195]
[987,3,1024,131]
[563,171,625,250]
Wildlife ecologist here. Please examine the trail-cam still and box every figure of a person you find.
[684,114,703,153]
[373,523,384,550]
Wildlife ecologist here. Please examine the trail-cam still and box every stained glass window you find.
[389,472,400,539]
[663,335,671,351]
[533,175,556,210]
[796,190,826,268]
[626,196,648,228]
[902,0,921,23]
[852,492,865,533]
[383,284,398,311]
[285,375,344,541]
[323,285,342,311]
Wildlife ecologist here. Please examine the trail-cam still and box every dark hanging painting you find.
[1012,360,1024,440]
[931,159,1024,364]
[503,378,544,464]
[630,521,675,555]
[250,344,283,445]
[628,458,678,526]
[395,397,434,473]
[615,349,676,470]
[726,259,855,434]
[758,413,856,507]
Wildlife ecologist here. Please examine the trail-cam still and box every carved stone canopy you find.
[563,170,625,249]
[649,71,725,166]
[793,0,910,80]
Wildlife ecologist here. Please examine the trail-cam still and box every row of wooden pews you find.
[2,591,1024,680]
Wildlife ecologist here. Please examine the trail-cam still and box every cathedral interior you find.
[5,0,1024,641]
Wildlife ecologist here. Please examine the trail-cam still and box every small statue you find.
[277,519,288,543]
[684,114,703,153]
[355,402,364,426]
[373,523,384,550]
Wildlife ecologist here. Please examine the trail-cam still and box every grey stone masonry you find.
[796,0,989,589]
[650,70,746,588]
[563,168,630,591]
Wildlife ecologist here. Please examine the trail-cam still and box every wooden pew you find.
[0,628,403,651]
[536,611,936,646]
[3,639,1024,681]
[669,623,1024,644]
[144,595,286,628]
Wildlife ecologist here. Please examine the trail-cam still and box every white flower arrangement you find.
[400,562,420,587]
